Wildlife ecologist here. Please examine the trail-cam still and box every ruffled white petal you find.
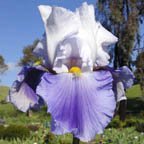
[33,36,49,67]
[53,34,93,73]
[95,23,118,66]
[38,2,118,72]
[76,2,118,66]
[76,2,97,63]
[38,5,80,67]
[38,5,52,23]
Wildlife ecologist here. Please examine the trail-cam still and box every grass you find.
[0,85,144,143]
[0,126,143,144]
[0,86,9,100]
[126,85,144,115]
[126,84,142,99]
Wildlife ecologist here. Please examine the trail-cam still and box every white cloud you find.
[7,62,20,72]
[0,62,21,86]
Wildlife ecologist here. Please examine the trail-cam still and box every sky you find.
[0,0,96,86]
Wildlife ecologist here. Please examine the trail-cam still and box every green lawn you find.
[126,84,142,98]
[0,86,9,100]
[126,85,144,115]
[0,85,144,144]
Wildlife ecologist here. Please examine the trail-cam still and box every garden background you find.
[0,0,144,144]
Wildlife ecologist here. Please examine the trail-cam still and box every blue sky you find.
[0,0,96,86]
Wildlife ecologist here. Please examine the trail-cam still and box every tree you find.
[19,39,41,66]
[135,51,144,97]
[96,0,144,121]
[0,55,8,74]
[97,0,144,68]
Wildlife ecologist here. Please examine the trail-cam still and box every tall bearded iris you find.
[8,2,134,142]
[36,3,117,141]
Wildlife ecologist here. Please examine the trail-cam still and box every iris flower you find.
[8,2,134,142]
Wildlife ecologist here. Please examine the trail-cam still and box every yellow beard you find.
[69,67,82,76]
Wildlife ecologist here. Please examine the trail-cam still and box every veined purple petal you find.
[106,66,134,102]
[108,66,134,89]
[118,66,134,89]
[8,66,45,112]
[36,70,116,142]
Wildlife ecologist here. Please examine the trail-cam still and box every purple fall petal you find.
[108,66,134,89]
[117,66,135,89]
[36,70,116,142]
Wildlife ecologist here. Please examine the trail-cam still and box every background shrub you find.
[0,125,30,140]
[125,118,137,127]
[27,124,39,132]
[136,122,144,132]
[107,117,121,128]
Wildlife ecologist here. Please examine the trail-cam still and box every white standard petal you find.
[53,34,93,73]
[33,36,49,67]
[76,2,118,67]
[96,23,118,46]
[38,5,52,24]
[38,2,118,69]
[95,23,118,66]
[76,2,97,63]
[38,5,80,67]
